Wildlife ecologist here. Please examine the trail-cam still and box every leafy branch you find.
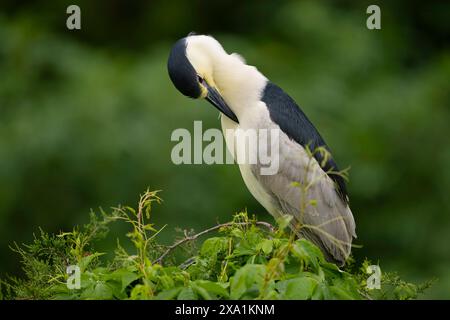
[154,221,275,265]
[0,189,430,300]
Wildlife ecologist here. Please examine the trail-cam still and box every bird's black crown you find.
[167,37,201,99]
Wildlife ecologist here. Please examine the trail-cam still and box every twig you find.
[154,221,275,265]
[179,257,196,270]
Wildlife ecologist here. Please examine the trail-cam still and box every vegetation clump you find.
[0,190,430,300]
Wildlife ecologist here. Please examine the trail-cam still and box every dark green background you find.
[0,0,449,298]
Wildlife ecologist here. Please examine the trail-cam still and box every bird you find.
[167,34,356,265]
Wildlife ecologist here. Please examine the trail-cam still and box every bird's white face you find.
[168,34,240,122]
[168,35,267,123]
[168,34,267,123]
[184,35,222,98]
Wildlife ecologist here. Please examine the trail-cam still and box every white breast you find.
[220,112,281,218]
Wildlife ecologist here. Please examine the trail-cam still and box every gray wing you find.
[261,82,349,204]
[253,136,356,265]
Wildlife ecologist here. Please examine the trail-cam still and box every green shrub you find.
[0,190,431,300]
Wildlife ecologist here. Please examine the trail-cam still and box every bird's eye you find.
[197,75,204,84]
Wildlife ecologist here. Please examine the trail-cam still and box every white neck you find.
[213,54,267,109]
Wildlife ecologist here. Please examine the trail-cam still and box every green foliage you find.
[1,190,430,300]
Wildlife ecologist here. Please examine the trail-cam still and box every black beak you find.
[204,83,239,123]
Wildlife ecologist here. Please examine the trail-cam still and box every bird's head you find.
[168,34,253,123]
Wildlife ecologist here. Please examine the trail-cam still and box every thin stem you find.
[154,221,274,265]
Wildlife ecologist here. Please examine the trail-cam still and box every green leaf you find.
[130,284,152,300]
[291,239,324,270]
[258,239,273,255]
[200,237,228,256]
[78,252,105,271]
[143,224,157,231]
[330,276,361,299]
[107,268,140,292]
[329,285,356,300]
[177,287,197,300]
[277,277,318,300]
[155,287,182,300]
[190,282,213,300]
[194,280,229,299]
[231,246,255,257]
[230,264,266,299]
[81,281,114,300]
[276,215,293,230]
[230,228,244,239]
[311,283,331,300]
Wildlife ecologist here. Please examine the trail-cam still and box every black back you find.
[167,37,201,98]
[261,82,349,203]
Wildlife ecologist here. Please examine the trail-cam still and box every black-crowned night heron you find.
[167,34,356,265]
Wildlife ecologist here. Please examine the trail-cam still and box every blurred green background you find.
[0,0,449,298]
